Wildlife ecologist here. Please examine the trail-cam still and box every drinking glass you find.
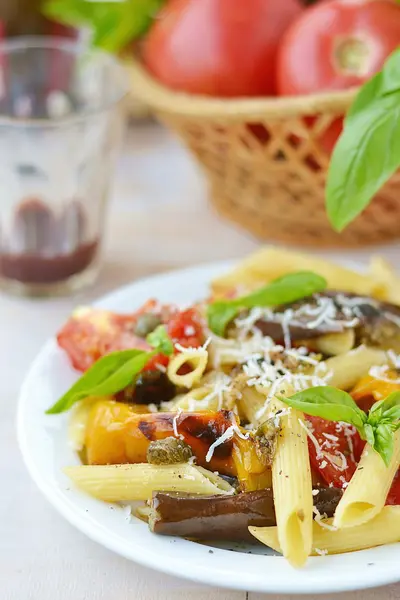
[0,36,127,296]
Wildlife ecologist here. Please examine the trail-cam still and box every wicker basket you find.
[127,59,400,247]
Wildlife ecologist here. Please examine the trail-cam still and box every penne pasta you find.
[269,391,313,567]
[322,346,388,391]
[250,506,400,556]
[211,247,386,298]
[333,432,400,529]
[167,349,208,388]
[238,383,266,425]
[64,463,235,502]
[311,329,355,357]
[369,255,400,306]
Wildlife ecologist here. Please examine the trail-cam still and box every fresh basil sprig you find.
[46,325,174,414]
[207,271,327,337]
[146,324,174,356]
[43,0,166,53]
[326,47,400,231]
[279,386,400,466]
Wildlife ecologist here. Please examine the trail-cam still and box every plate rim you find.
[17,258,400,594]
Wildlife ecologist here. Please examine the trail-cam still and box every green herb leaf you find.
[381,49,400,97]
[43,0,95,26]
[207,303,241,339]
[364,423,375,448]
[346,72,383,122]
[326,48,400,232]
[43,0,166,52]
[279,385,400,465]
[147,325,174,356]
[46,348,151,414]
[326,98,400,231]
[280,386,367,430]
[207,271,327,337]
[374,424,394,467]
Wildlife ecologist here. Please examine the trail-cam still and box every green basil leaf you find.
[381,49,400,97]
[364,423,376,448]
[373,424,395,467]
[82,350,154,399]
[147,325,174,356]
[326,48,400,232]
[207,271,327,337]
[43,0,95,26]
[46,348,148,414]
[43,0,166,52]
[369,391,400,425]
[280,386,367,431]
[346,72,383,122]
[326,96,400,231]
[207,303,242,338]
[383,407,400,423]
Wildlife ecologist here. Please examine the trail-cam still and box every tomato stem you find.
[333,37,370,76]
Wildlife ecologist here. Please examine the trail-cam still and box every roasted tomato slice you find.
[306,416,365,489]
[167,307,204,349]
[57,302,205,373]
[57,302,157,372]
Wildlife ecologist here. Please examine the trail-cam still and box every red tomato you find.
[167,307,204,349]
[306,416,365,489]
[277,0,400,152]
[387,470,400,505]
[143,0,303,97]
[278,0,400,96]
[57,301,158,372]
[57,303,205,373]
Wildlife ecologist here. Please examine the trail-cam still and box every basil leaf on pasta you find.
[147,325,174,356]
[46,349,151,414]
[280,386,367,431]
[207,271,327,337]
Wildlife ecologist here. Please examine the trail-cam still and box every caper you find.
[134,313,162,338]
[147,437,193,465]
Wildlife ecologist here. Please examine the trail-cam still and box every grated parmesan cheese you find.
[205,424,249,463]
[172,408,184,440]
[314,548,328,556]
[313,506,338,531]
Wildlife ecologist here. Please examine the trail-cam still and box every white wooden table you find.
[2,123,400,600]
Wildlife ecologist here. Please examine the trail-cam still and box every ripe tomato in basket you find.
[143,0,304,97]
[277,0,400,154]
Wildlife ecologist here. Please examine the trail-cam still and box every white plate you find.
[17,260,400,594]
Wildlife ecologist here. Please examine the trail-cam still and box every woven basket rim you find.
[126,57,359,120]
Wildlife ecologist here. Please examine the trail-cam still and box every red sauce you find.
[0,198,99,284]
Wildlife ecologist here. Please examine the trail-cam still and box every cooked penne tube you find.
[333,432,400,529]
[211,247,386,298]
[269,391,313,567]
[311,329,355,357]
[250,506,400,556]
[369,255,400,306]
[64,463,235,502]
[322,346,388,391]
[167,349,208,388]
[238,384,266,425]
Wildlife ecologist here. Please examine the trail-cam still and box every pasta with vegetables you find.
[47,247,400,568]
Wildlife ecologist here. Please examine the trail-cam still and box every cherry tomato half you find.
[306,415,364,489]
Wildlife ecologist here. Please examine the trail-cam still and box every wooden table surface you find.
[3,123,400,600]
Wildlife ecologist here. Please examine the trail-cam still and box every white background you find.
[2,124,400,600]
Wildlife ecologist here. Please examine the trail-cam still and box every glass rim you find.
[0,35,128,128]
